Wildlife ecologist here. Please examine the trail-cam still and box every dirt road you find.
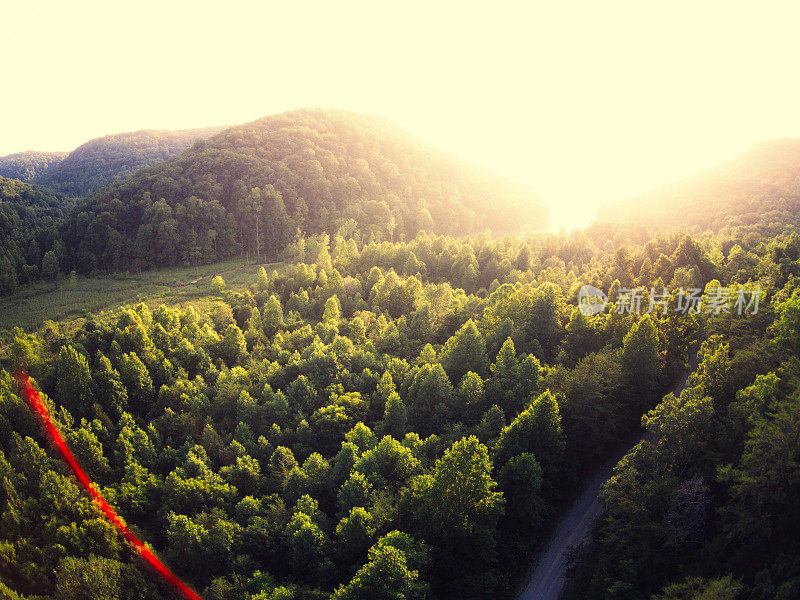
[516,450,620,600]
[517,361,696,600]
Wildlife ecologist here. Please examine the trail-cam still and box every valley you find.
[0,110,798,600]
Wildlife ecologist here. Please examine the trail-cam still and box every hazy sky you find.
[4,1,800,229]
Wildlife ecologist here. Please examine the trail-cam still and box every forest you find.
[598,138,800,232]
[2,209,799,599]
[0,127,225,199]
[0,152,68,184]
[2,109,800,600]
[56,110,546,276]
[0,110,547,295]
[0,177,74,293]
[34,127,226,198]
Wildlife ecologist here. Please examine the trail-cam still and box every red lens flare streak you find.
[15,373,205,600]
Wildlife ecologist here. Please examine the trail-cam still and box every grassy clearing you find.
[0,259,283,333]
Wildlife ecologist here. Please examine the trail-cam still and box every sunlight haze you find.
[4,0,800,229]
[3,5,800,598]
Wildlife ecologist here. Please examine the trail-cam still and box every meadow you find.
[0,259,278,332]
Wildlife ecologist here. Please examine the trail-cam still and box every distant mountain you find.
[30,127,226,197]
[598,139,800,230]
[0,151,68,183]
[61,109,548,273]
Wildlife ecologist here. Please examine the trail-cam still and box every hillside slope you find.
[61,109,548,273]
[0,151,68,183]
[0,177,74,293]
[35,126,225,197]
[598,139,800,230]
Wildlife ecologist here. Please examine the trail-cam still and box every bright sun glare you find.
[4,0,800,230]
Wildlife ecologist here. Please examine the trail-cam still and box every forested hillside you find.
[2,216,797,600]
[0,151,68,183]
[3,114,800,600]
[598,139,800,231]
[34,127,226,198]
[561,263,800,598]
[59,109,548,275]
[0,177,73,294]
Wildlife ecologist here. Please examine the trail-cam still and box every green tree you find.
[41,250,59,280]
[55,345,94,414]
[263,295,285,335]
[563,308,601,361]
[54,555,159,600]
[456,371,485,421]
[401,436,504,562]
[323,296,342,322]
[346,423,377,452]
[332,542,428,600]
[486,337,540,417]
[93,353,128,417]
[355,435,420,490]
[498,453,546,546]
[257,266,270,290]
[270,446,298,491]
[117,352,154,414]
[406,363,454,436]
[723,396,800,561]
[211,275,226,293]
[772,289,800,354]
[621,315,663,404]
[335,506,376,569]
[475,405,506,445]
[382,392,408,438]
[337,472,374,517]
[494,390,564,495]
[285,511,332,584]
[439,319,488,384]
[217,324,247,367]
[220,454,262,495]
[651,575,743,600]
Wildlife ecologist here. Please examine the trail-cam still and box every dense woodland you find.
[58,109,547,275]
[35,127,225,198]
[0,111,546,295]
[598,139,800,231]
[0,127,228,292]
[1,214,799,599]
[2,111,800,600]
[0,129,223,199]
[0,152,68,184]
[0,177,73,294]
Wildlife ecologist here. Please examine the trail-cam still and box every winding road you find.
[517,361,696,600]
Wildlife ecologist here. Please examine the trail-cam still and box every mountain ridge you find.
[34,126,227,197]
[0,151,69,183]
[597,138,800,230]
[60,108,548,273]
